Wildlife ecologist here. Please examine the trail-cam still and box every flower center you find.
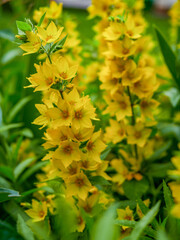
[75,110,83,119]
[39,210,45,218]
[61,110,69,119]
[63,145,73,154]
[122,48,129,54]
[75,178,84,187]
[59,72,68,79]
[119,101,127,109]
[46,35,53,41]
[87,141,94,151]
[134,131,141,139]
[46,77,53,86]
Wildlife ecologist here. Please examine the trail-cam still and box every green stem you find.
[127,86,138,160]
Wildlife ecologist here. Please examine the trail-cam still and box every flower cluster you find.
[17,1,113,232]
[88,0,160,190]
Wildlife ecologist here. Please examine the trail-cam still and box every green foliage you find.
[37,12,46,27]
[16,20,32,32]
[17,215,35,240]
[163,180,174,211]
[122,178,149,200]
[91,203,120,240]
[154,26,180,89]
[0,187,21,203]
[127,202,160,240]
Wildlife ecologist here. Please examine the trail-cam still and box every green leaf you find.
[123,178,149,200]
[158,123,180,141]
[18,161,48,184]
[50,34,67,53]
[128,201,160,240]
[115,219,136,228]
[0,123,23,133]
[163,180,174,210]
[115,220,156,238]
[146,140,172,162]
[16,21,32,32]
[101,144,112,160]
[1,49,22,64]
[17,215,35,240]
[89,176,111,186]
[0,29,15,41]
[148,163,173,178]
[0,187,21,202]
[156,229,170,240]
[164,88,180,107]
[13,136,23,165]
[137,199,159,230]
[14,157,36,180]
[154,26,179,89]
[37,12,46,27]
[91,203,120,240]
[0,176,11,188]
[0,166,14,181]
[7,96,32,123]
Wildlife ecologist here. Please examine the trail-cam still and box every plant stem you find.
[127,86,138,160]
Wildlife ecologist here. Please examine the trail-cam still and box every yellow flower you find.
[117,206,134,230]
[136,199,150,218]
[19,31,41,55]
[72,96,98,129]
[43,126,71,149]
[169,182,180,218]
[86,131,106,163]
[124,15,143,39]
[69,125,94,142]
[57,161,81,180]
[126,122,151,147]
[33,103,51,128]
[105,94,132,121]
[54,57,78,81]
[107,37,136,59]
[26,60,56,91]
[47,99,72,127]
[66,172,92,200]
[37,21,64,44]
[25,199,47,222]
[46,1,63,19]
[54,140,81,168]
[130,67,158,98]
[103,21,125,41]
[140,98,159,120]
[111,159,129,185]
[169,156,180,177]
[121,59,141,86]
[99,66,120,95]
[104,119,126,144]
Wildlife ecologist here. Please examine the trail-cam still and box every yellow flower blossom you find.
[105,94,132,121]
[43,126,71,149]
[104,119,126,144]
[72,96,98,129]
[37,21,64,44]
[86,131,106,163]
[126,122,151,147]
[117,206,134,230]
[54,57,78,81]
[25,199,47,222]
[19,31,41,55]
[107,37,136,59]
[54,140,81,168]
[66,172,92,200]
[26,60,56,91]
